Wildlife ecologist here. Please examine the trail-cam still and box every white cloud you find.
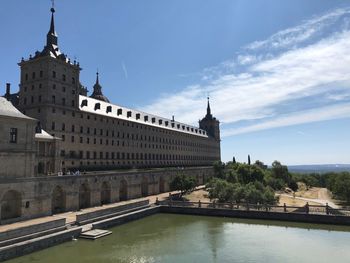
[121,61,128,79]
[221,103,350,137]
[246,7,350,50]
[141,7,350,137]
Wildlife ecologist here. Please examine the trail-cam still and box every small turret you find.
[90,72,110,103]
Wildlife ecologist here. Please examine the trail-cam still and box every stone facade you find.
[0,97,37,178]
[14,7,221,172]
[0,167,213,224]
[0,7,219,224]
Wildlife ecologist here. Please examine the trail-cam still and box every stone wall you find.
[160,206,350,226]
[0,166,213,224]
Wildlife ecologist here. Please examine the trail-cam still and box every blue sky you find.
[1,0,350,165]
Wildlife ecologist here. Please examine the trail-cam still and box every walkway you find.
[0,188,184,233]
[279,193,339,209]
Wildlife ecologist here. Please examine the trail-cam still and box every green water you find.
[7,214,350,263]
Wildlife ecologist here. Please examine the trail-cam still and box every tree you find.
[255,160,267,170]
[213,161,225,179]
[248,155,251,165]
[232,156,236,164]
[170,173,196,196]
[271,161,291,184]
[333,173,350,202]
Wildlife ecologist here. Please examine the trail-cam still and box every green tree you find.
[213,161,225,179]
[271,161,291,185]
[170,173,196,196]
[333,173,350,202]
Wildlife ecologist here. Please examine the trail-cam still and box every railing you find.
[156,199,350,217]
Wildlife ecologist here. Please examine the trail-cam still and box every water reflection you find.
[6,214,350,263]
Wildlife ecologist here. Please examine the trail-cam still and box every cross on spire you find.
[207,96,211,116]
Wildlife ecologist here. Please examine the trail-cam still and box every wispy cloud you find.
[141,7,350,137]
[121,61,128,80]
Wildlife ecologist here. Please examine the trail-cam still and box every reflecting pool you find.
[7,214,350,263]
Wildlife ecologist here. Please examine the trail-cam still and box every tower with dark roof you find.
[90,72,110,102]
[17,7,85,128]
[199,97,220,141]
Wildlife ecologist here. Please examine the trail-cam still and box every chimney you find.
[35,122,42,134]
[5,83,10,100]
[172,115,175,122]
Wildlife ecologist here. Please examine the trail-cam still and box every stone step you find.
[79,229,112,240]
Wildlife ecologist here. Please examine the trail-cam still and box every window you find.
[62,98,65,106]
[40,70,43,77]
[52,71,56,78]
[80,137,83,143]
[62,123,65,131]
[31,96,34,103]
[25,73,28,81]
[71,125,75,132]
[24,97,27,105]
[38,95,42,102]
[62,134,65,141]
[71,136,75,142]
[52,96,55,104]
[72,77,75,84]
[32,72,36,79]
[51,122,55,130]
[62,74,66,81]
[71,100,75,107]
[62,86,66,92]
[10,128,17,143]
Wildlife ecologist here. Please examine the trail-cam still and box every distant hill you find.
[288,164,350,173]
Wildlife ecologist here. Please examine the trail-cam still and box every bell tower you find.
[17,6,82,131]
[199,97,220,141]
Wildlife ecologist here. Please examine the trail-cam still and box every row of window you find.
[50,109,211,141]
[23,84,76,94]
[65,160,213,167]
[22,96,75,107]
[24,71,76,84]
[61,150,217,161]
[59,134,216,152]
[54,123,210,147]
[83,100,206,135]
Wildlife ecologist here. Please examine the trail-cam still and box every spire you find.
[90,71,110,103]
[46,6,58,46]
[96,71,99,85]
[207,96,211,116]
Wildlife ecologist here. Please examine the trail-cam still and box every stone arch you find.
[51,186,65,214]
[159,176,165,193]
[141,177,149,197]
[101,181,111,205]
[79,183,91,209]
[119,179,128,201]
[1,190,22,220]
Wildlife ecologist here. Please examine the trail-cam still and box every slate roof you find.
[0,97,35,120]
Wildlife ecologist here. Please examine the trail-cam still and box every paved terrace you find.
[0,187,188,233]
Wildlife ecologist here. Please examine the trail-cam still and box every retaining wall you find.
[160,206,350,226]
[92,206,160,229]
[76,200,149,224]
[0,218,66,242]
[0,227,82,262]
